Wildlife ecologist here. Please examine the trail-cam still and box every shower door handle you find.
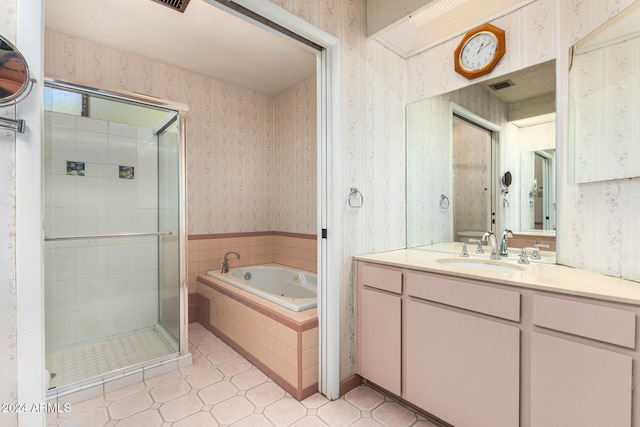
[44,231,173,241]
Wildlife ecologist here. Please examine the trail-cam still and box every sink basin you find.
[437,258,526,273]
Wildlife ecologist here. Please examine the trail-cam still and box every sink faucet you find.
[530,244,549,260]
[500,229,514,257]
[221,250,240,274]
[482,231,499,260]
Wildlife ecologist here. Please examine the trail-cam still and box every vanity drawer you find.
[533,294,636,348]
[358,262,402,294]
[406,272,520,321]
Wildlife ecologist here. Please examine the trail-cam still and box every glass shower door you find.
[43,83,183,392]
[158,119,181,343]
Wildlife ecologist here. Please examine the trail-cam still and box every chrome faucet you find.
[469,238,484,254]
[221,250,240,274]
[459,242,470,258]
[500,229,514,257]
[530,244,549,260]
[482,231,499,260]
[518,248,530,264]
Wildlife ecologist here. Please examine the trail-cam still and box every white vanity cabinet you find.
[405,272,521,427]
[530,294,635,427]
[354,257,640,427]
[356,262,402,395]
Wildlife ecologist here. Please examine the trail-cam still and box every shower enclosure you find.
[43,80,188,394]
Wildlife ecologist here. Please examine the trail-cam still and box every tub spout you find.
[222,250,240,274]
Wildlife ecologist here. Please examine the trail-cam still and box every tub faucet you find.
[221,250,240,274]
[500,229,514,257]
[482,231,499,260]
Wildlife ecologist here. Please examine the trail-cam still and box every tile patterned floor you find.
[47,323,439,427]
[47,328,175,388]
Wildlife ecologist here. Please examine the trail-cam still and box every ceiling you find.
[481,59,556,104]
[45,0,555,112]
[481,60,557,126]
[44,0,317,95]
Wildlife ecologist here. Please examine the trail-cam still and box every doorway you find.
[450,107,499,244]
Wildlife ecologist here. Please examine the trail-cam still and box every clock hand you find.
[478,41,495,52]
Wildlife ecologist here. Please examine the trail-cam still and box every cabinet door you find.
[357,286,401,395]
[531,332,632,427]
[405,300,520,427]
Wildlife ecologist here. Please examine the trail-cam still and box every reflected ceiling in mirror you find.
[0,35,31,106]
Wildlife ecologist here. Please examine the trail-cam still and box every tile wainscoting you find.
[187,231,317,322]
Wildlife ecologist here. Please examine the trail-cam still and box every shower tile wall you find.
[44,111,160,354]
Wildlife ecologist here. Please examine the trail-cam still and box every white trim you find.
[208,0,343,399]
[16,0,45,424]
[452,103,501,132]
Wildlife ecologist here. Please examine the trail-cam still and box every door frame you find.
[451,103,501,239]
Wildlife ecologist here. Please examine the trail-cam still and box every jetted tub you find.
[206,264,317,312]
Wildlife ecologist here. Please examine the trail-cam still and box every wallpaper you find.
[0,0,18,424]
[45,29,316,236]
[272,77,317,234]
[40,0,640,390]
[557,0,640,281]
[45,8,377,381]
[405,0,640,283]
[267,0,408,381]
[406,0,556,104]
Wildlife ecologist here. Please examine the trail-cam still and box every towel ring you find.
[440,194,449,210]
[348,187,363,208]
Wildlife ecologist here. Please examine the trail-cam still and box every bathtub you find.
[206,264,317,312]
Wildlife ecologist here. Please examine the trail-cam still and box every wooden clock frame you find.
[454,23,506,80]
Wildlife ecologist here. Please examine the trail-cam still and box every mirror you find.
[407,60,556,249]
[0,35,32,106]
[520,149,556,232]
[569,0,640,183]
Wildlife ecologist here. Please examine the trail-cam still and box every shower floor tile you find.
[47,328,175,389]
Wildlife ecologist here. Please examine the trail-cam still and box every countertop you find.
[354,246,640,305]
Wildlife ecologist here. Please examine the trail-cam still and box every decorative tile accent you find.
[66,160,85,176]
[118,166,134,179]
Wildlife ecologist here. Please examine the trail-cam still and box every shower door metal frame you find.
[43,78,190,360]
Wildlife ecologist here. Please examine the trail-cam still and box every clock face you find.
[459,31,498,72]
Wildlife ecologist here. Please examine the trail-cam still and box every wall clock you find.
[454,23,506,80]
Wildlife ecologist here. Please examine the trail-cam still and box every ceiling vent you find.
[150,0,191,13]
[489,79,515,91]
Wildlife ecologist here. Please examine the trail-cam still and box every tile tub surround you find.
[197,273,318,400]
[187,232,317,323]
[187,232,317,294]
[47,323,439,427]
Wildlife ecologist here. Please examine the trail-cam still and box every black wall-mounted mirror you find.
[0,35,32,106]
